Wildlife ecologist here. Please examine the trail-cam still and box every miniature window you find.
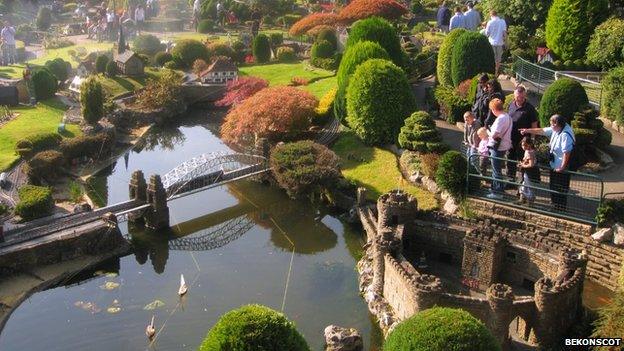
[476,246,483,253]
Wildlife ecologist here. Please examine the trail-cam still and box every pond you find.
[0,110,383,351]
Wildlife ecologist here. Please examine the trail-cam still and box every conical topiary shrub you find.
[398,111,449,153]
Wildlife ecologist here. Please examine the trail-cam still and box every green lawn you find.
[97,67,167,97]
[332,130,438,211]
[0,99,81,171]
[240,62,336,98]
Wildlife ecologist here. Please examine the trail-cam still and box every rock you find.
[613,224,624,246]
[409,170,422,183]
[324,325,363,351]
[440,191,450,201]
[591,227,613,242]
[422,176,440,194]
[443,197,459,214]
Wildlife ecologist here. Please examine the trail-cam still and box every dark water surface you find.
[0,112,382,351]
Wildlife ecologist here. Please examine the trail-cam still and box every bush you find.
[134,70,183,112]
[105,60,118,77]
[314,87,337,124]
[221,86,318,144]
[132,34,163,56]
[197,19,215,33]
[311,39,335,59]
[420,152,440,178]
[36,7,52,31]
[335,41,390,123]
[434,85,471,124]
[538,78,589,126]
[25,150,65,182]
[207,41,236,61]
[586,18,624,70]
[44,58,71,82]
[32,68,58,100]
[15,185,54,220]
[15,132,62,157]
[346,17,404,67]
[346,59,416,145]
[338,0,408,25]
[59,132,115,160]
[602,66,624,125]
[451,32,495,87]
[270,141,341,198]
[384,307,501,351]
[435,151,467,199]
[154,51,173,66]
[480,0,552,33]
[171,39,210,68]
[317,28,337,50]
[398,111,448,153]
[437,28,467,86]
[95,55,109,74]
[231,40,248,64]
[289,12,338,36]
[200,304,309,351]
[252,34,271,63]
[270,32,283,47]
[276,46,296,62]
[596,198,624,227]
[214,76,269,107]
[80,76,104,125]
[310,56,340,70]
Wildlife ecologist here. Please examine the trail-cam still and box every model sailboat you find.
[145,315,155,339]
[178,274,188,296]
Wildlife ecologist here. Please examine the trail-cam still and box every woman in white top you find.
[486,98,512,199]
[135,5,145,34]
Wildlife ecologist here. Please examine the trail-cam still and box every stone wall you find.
[404,220,465,265]
[498,244,559,288]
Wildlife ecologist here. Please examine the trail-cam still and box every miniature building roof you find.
[115,50,138,64]
[201,58,238,76]
[536,47,551,56]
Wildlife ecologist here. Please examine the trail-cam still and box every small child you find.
[476,127,489,175]
[518,137,538,204]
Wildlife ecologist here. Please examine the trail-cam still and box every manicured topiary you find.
[252,34,271,63]
[435,151,467,199]
[197,19,215,33]
[398,111,448,153]
[105,60,118,77]
[346,59,415,145]
[132,34,163,56]
[571,105,611,148]
[15,185,54,220]
[36,7,52,31]
[311,39,335,59]
[80,76,104,126]
[346,17,404,67]
[384,307,501,351]
[199,304,310,351]
[338,0,408,25]
[171,39,210,68]
[95,55,109,74]
[450,32,495,87]
[44,58,71,82]
[31,68,58,100]
[602,66,624,125]
[334,41,390,123]
[436,28,467,87]
[538,78,589,126]
[276,46,297,62]
[154,51,173,66]
[317,27,338,50]
[25,150,65,182]
[270,141,341,198]
[289,12,338,36]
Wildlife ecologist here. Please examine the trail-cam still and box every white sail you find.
[178,274,188,296]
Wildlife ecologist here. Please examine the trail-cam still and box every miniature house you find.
[200,58,238,85]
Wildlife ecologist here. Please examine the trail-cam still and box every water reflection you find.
[129,226,172,274]
[141,126,187,152]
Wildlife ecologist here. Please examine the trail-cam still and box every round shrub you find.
[451,32,495,87]
[270,141,341,198]
[199,304,309,351]
[154,51,173,66]
[95,55,109,74]
[32,68,58,100]
[311,39,335,59]
[276,46,297,62]
[36,7,52,31]
[346,17,404,67]
[602,66,624,125]
[437,28,467,87]
[171,39,210,68]
[105,60,118,77]
[80,76,104,126]
[25,150,65,182]
[270,33,284,48]
[44,58,71,82]
[435,151,467,199]
[384,307,501,351]
[317,27,337,50]
[15,185,54,220]
[231,40,248,64]
[335,41,390,123]
[538,78,589,126]
[132,34,163,56]
[398,111,448,153]
[198,19,215,33]
[586,18,624,70]
[207,41,236,61]
[346,59,416,145]
[252,34,271,63]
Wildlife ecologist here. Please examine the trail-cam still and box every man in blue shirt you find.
[437,1,451,33]
[449,6,466,31]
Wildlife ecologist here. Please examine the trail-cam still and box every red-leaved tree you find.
[337,0,408,24]
[221,86,318,145]
[289,12,338,36]
[214,76,269,107]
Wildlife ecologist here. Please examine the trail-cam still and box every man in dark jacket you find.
[471,74,490,125]
[437,1,451,33]
[507,84,538,182]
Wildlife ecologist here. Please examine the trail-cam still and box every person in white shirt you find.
[193,0,201,30]
[463,2,481,31]
[1,21,16,65]
[486,98,512,198]
[485,10,507,75]
[135,5,145,34]
[449,6,466,31]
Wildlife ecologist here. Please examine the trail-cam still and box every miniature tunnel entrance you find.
[509,315,537,349]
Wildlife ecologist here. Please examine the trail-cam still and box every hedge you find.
[15,185,54,220]
[434,85,472,124]
[15,132,62,157]
[346,17,404,67]
[200,304,309,351]
[171,39,210,68]
[334,41,390,124]
[252,34,271,64]
[450,32,495,87]
[132,34,163,56]
[602,66,624,125]
[32,68,58,100]
[436,28,467,87]
[25,150,65,182]
[346,59,415,145]
[59,132,115,160]
[311,39,335,59]
[435,151,467,199]
[398,111,448,153]
[538,78,589,126]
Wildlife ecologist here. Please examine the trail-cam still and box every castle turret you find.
[412,274,442,310]
[461,228,505,291]
[376,189,417,232]
[487,283,514,350]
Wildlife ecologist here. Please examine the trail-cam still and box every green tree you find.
[384,307,501,351]
[586,18,624,70]
[95,55,109,74]
[334,41,389,123]
[171,39,210,68]
[346,17,404,67]
[538,78,589,126]
[80,76,104,126]
[435,151,468,199]
[311,39,335,59]
[200,304,309,351]
[252,34,272,63]
[44,58,71,82]
[451,32,495,87]
[398,111,448,153]
[105,60,118,77]
[602,66,624,125]
[317,27,337,50]
[132,34,163,56]
[346,59,415,145]
[481,0,552,33]
[36,7,52,31]
[31,68,58,100]
[436,28,467,87]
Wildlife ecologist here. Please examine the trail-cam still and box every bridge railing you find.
[466,153,604,224]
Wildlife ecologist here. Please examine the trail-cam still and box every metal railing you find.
[465,153,604,224]
[512,55,603,109]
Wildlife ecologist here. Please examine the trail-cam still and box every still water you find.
[0,112,382,350]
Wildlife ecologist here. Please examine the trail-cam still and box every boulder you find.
[324,325,363,351]
[443,197,459,214]
[613,223,624,246]
[591,227,613,242]
[408,170,422,183]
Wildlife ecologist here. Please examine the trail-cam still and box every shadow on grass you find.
[111,76,137,92]
[331,129,376,169]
